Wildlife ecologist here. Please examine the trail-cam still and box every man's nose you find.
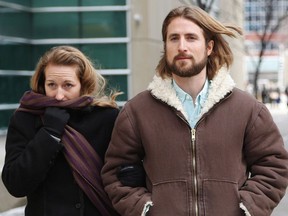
[178,38,187,52]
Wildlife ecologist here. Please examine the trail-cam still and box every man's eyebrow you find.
[168,33,179,38]
[168,32,199,38]
[185,32,199,37]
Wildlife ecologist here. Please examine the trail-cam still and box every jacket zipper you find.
[191,128,198,216]
[175,112,199,216]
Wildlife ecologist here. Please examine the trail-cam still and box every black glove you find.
[117,163,146,187]
[43,107,70,138]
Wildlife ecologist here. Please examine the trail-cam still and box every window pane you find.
[32,44,127,69]
[32,0,78,7]
[104,75,128,101]
[0,10,31,38]
[33,11,126,39]
[81,0,126,6]
[2,0,30,6]
[82,12,126,38]
[0,110,15,130]
[0,45,33,70]
[0,75,30,103]
[2,0,126,7]
[81,44,127,69]
[33,13,79,38]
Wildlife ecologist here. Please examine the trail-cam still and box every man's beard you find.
[166,53,208,78]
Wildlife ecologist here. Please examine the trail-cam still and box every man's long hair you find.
[156,6,242,80]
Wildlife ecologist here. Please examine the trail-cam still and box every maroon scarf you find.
[17,91,118,216]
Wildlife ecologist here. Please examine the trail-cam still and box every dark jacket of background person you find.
[101,68,288,216]
[2,106,118,216]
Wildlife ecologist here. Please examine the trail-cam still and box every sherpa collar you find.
[147,68,235,119]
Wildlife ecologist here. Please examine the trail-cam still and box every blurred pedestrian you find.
[285,86,288,107]
[261,85,269,104]
[101,6,288,216]
[269,88,280,108]
[1,46,120,216]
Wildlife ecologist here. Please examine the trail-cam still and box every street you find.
[269,104,288,216]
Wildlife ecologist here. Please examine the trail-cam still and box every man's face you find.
[165,17,213,77]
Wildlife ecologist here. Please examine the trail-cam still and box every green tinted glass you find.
[1,0,30,6]
[0,110,15,129]
[0,10,31,38]
[81,0,126,6]
[33,11,126,39]
[0,75,30,103]
[32,0,78,7]
[104,75,128,101]
[0,45,33,70]
[31,44,127,69]
[32,0,125,7]
[33,13,79,38]
[81,44,127,69]
[82,12,126,38]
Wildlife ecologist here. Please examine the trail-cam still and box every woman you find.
[1,45,120,216]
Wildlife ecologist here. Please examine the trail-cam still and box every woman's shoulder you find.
[10,109,38,123]
[90,105,120,115]
[70,105,119,122]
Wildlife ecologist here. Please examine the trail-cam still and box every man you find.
[101,6,288,216]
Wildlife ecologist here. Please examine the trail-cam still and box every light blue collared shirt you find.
[173,79,209,128]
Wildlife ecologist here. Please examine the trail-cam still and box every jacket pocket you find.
[149,180,189,216]
[203,179,244,216]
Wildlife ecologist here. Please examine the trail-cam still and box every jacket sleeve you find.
[101,106,152,216]
[239,105,288,215]
[1,112,63,197]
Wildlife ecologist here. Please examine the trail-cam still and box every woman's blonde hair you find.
[30,45,120,108]
[156,6,242,80]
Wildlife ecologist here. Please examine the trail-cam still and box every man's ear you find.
[207,40,214,56]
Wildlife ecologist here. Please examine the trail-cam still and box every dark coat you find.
[2,105,119,216]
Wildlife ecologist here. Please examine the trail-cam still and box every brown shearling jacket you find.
[101,69,288,216]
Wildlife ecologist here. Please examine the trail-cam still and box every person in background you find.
[261,85,269,104]
[101,6,288,216]
[285,85,288,107]
[1,45,120,216]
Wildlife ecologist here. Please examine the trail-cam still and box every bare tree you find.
[247,0,288,98]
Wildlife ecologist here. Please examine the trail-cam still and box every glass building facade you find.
[0,0,130,132]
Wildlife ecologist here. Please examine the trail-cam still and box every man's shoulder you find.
[232,88,258,101]
[123,90,160,111]
[127,90,152,103]
[231,87,265,111]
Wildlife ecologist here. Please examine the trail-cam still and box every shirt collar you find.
[172,79,209,106]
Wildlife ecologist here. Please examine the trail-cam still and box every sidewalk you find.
[267,103,288,216]
[0,136,26,215]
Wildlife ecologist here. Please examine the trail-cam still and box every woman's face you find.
[44,64,81,101]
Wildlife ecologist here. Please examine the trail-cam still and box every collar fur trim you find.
[147,68,235,117]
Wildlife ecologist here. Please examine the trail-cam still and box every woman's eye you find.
[47,83,55,88]
[64,83,73,89]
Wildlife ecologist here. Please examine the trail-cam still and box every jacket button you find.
[75,203,81,209]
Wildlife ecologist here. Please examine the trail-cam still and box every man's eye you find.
[170,37,178,41]
[187,36,196,41]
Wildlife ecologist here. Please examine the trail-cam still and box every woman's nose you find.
[55,88,65,101]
